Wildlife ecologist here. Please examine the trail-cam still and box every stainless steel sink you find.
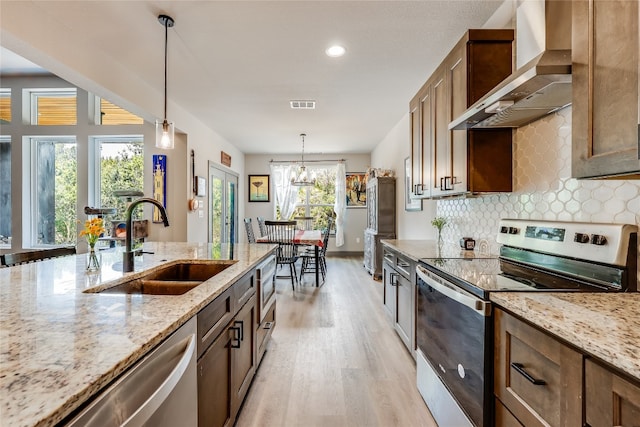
[87,261,237,295]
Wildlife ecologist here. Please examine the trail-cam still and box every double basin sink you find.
[85,261,237,296]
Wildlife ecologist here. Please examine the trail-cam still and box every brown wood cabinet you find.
[231,293,257,417]
[585,358,640,427]
[410,29,514,199]
[572,0,640,178]
[257,303,275,364]
[197,268,262,427]
[494,308,582,427]
[363,177,395,280]
[382,245,416,357]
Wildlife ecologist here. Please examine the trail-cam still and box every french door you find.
[208,162,238,246]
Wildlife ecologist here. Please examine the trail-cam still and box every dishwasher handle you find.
[416,265,491,317]
[124,333,197,427]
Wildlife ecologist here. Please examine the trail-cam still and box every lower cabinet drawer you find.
[257,303,276,364]
[494,308,582,427]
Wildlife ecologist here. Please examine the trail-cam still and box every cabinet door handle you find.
[263,321,274,330]
[439,177,444,191]
[443,176,453,191]
[511,362,546,385]
[230,326,241,348]
[234,320,244,342]
[390,272,399,286]
[414,184,423,195]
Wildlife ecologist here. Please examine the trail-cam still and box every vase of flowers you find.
[431,216,448,248]
[80,218,105,272]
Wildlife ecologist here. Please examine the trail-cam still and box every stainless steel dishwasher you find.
[65,317,198,427]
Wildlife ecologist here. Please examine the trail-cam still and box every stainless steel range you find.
[415,219,638,427]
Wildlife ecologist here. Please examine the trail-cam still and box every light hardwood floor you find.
[235,255,438,427]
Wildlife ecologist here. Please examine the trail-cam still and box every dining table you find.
[257,229,324,287]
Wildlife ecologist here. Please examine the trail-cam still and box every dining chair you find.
[256,216,267,236]
[264,220,298,290]
[244,218,256,243]
[293,216,314,230]
[299,217,333,282]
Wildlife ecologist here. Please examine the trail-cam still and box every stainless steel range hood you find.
[450,0,572,130]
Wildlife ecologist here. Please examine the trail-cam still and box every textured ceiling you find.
[0,1,504,154]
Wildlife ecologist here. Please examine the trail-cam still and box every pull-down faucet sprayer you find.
[122,197,169,272]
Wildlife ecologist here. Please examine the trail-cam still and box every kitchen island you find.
[0,242,276,427]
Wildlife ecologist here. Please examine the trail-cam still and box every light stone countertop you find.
[381,239,497,261]
[490,292,640,382]
[0,242,276,427]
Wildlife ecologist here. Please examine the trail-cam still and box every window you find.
[280,165,336,232]
[30,137,77,246]
[0,89,10,124]
[27,88,77,125]
[95,137,144,217]
[97,98,143,125]
[0,137,10,247]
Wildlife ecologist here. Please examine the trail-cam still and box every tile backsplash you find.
[438,107,640,255]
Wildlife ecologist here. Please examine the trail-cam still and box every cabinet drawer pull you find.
[511,362,546,385]
[263,322,274,330]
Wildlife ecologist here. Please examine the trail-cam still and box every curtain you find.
[333,162,346,247]
[270,164,298,220]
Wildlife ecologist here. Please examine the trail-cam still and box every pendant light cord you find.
[163,18,168,122]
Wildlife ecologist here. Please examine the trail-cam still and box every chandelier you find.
[291,133,316,187]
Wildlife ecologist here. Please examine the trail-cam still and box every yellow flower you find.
[79,218,105,247]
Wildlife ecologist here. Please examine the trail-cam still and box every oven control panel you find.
[497,219,637,266]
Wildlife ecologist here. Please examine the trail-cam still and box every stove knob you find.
[500,226,509,234]
[508,227,519,235]
[574,232,590,244]
[590,234,607,246]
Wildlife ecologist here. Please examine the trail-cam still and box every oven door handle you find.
[416,265,491,316]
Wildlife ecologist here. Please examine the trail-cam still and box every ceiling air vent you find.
[290,100,316,109]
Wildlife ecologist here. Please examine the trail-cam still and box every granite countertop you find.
[491,292,640,382]
[0,242,276,427]
[381,239,497,261]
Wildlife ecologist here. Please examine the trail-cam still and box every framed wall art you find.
[404,157,422,211]
[248,174,270,202]
[152,154,167,222]
[346,172,367,208]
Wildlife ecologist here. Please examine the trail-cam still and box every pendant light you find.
[156,14,175,149]
[291,133,316,187]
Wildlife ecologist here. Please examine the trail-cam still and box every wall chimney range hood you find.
[450,1,572,130]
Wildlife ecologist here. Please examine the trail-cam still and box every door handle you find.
[234,320,244,342]
[123,334,196,427]
[389,272,399,286]
[230,326,241,348]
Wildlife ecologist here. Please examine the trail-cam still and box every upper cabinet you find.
[572,0,640,178]
[410,30,514,199]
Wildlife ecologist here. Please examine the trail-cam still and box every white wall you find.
[244,153,371,253]
[1,6,245,245]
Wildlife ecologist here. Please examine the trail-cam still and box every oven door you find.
[416,264,492,427]
[257,255,277,322]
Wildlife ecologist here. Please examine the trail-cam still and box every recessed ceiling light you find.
[325,45,346,58]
